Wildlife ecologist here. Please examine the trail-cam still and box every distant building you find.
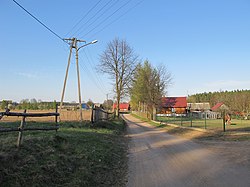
[60,102,90,110]
[160,97,187,116]
[113,103,130,112]
[81,103,90,110]
[189,102,228,119]
[187,102,210,112]
[191,110,221,119]
[211,102,229,112]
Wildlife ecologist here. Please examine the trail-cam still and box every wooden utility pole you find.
[59,38,97,122]
[60,38,83,121]
[59,41,73,117]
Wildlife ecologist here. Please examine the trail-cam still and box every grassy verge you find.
[130,113,161,127]
[0,119,128,187]
[132,113,250,141]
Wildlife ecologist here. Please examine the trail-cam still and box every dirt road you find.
[124,114,250,187]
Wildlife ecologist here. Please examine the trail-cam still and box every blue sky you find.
[0,0,250,103]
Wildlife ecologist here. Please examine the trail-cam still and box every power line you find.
[79,50,107,94]
[83,49,108,92]
[65,0,103,37]
[89,0,144,38]
[12,0,65,43]
[70,0,114,37]
[78,58,106,96]
[77,0,120,36]
[80,0,133,38]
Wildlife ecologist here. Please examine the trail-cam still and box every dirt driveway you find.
[124,114,250,187]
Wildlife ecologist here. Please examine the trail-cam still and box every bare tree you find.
[99,38,138,117]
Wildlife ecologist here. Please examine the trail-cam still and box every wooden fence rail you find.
[0,108,59,147]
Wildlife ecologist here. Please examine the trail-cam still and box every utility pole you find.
[59,38,97,122]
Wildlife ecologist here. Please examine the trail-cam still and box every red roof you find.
[162,97,187,108]
[211,102,224,111]
[113,103,130,110]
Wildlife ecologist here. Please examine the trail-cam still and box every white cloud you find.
[17,72,38,79]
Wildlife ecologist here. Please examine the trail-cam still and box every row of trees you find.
[1,99,57,110]
[188,90,250,114]
[99,38,172,118]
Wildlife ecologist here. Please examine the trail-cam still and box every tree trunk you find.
[116,95,120,118]
[152,105,157,121]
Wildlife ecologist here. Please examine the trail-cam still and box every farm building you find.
[113,103,130,112]
[187,102,222,119]
[211,102,229,112]
[187,102,210,112]
[191,110,221,119]
[160,97,187,116]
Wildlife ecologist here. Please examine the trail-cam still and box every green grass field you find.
[157,116,250,132]
[0,120,128,187]
[131,113,250,141]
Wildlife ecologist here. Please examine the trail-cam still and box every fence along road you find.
[124,114,250,187]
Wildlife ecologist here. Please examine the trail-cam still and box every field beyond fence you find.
[0,110,92,122]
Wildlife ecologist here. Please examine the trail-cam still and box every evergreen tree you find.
[130,60,172,119]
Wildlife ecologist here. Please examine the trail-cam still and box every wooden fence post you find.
[190,113,193,127]
[17,109,26,148]
[91,104,94,123]
[55,104,59,132]
[204,112,207,129]
[55,104,58,123]
[223,110,226,132]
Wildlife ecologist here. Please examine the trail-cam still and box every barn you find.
[113,103,130,112]
[160,97,187,116]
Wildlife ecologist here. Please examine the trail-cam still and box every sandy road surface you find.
[124,114,250,187]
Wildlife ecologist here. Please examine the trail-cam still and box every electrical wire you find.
[65,0,103,37]
[78,57,107,95]
[75,0,120,37]
[80,0,133,38]
[81,58,106,95]
[89,0,144,39]
[70,0,114,38]
[12,0,66,43]
[83,48,108,92]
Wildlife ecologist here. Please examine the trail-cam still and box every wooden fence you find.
[0,110,91,122]
[91,107,114,123]
[0,108,59,147]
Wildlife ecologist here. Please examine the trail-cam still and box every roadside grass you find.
[130,113,162,127]
[0,119,128,187]
[132,113,250,141]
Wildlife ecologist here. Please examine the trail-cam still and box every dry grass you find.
[0,110,92,122]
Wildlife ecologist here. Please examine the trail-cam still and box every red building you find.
[113,103,130,112]
[161,97,187,116]
[211,102,229,112]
